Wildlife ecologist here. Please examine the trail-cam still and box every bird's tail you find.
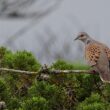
[99,72,110,83]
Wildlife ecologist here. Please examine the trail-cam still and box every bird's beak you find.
[74,36,79,40]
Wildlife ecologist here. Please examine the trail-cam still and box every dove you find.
[75,32,110,83]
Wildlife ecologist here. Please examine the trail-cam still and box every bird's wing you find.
[98,43,110,68]
[104,46,110,60]
[85,42,110,83]
[85,43,101,67]
[96,45,110,83]
[97,42,110,60]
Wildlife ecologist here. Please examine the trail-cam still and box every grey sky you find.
[0,0,110,64]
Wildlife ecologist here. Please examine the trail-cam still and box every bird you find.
[74,32,110,83]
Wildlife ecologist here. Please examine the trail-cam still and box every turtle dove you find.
[75,32,110,83]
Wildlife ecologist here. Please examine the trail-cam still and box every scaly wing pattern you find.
[104,46,110,60]
[85,42,110,83]
[85,43,101,67]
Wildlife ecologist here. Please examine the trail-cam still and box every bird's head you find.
[74,32,90,43]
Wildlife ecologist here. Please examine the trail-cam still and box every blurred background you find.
[0,0,110,64]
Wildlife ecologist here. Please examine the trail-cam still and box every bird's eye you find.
[80,34,84,37]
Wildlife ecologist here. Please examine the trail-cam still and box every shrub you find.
[13,51,41,71]
[76,93,109,110]
[0,79,10,102]
[20,97,49,110]
[0,48,110,110]
[29,81,66,110]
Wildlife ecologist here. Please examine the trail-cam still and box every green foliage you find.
[0,47,110,110]
[0,79,10,101]
[77,93,109,110]
[8,97,21,110]
[13,51,41,71]
[1,50,41,71]
[51,60,90,70]
[51,60,75,70]
[102,84,110,102]
[20,97,49,110]
[29,81,66,110]
[0,47,13,68]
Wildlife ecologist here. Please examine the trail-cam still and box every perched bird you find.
[74,32,110,83]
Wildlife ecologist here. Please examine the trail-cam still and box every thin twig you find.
[4,0,64,46]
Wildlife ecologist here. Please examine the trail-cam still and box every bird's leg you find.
[89,69,97,74]
[89,67,98,75]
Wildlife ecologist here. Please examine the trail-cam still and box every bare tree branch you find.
[0,64,98,81]
[0,0,63,18]
[0,0,36,16]
[0,67,96,75]
[3,0,63,46]
[0,67,37,75]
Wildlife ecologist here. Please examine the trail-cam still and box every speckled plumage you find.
[85,43,100,66]
[75,32,110,83]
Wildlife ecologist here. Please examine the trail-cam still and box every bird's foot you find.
[89,69,97,74]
